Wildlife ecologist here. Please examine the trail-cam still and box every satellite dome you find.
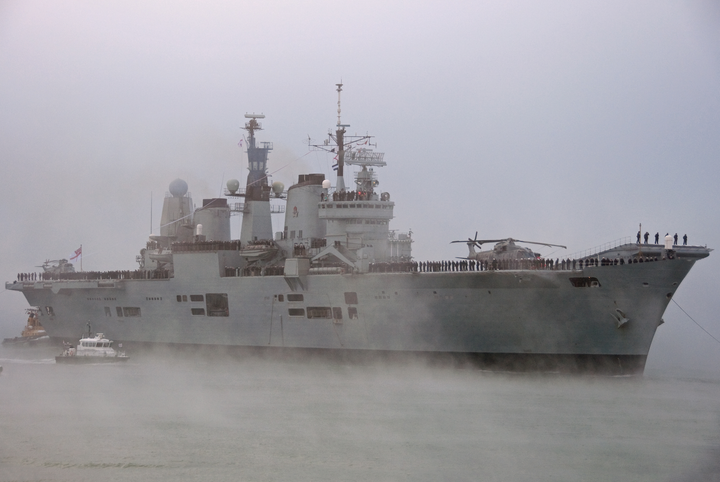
[322,180,331,189]
[272,181,284,196]
[169,178,188,198]
[226,179,240,194]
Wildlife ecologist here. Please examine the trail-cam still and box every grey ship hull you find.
[6,248,703,373]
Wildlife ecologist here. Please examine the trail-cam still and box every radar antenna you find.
[308,83,384,189]
[243,113,265,140]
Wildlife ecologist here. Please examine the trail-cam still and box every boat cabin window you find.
[45,306,54,316]
[288,308,305,317]
[191,308,205,316]
[287,294,304,302]
[332,307,343,320]
[176,295,182,302]
[190,295,204,302]
[205,293,229,317]
[116,307,123,317]
[348,307,358,319]
[105,307,112,317]
[344,292,358,304]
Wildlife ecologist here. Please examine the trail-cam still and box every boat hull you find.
[2,335,49,345]
[7,254,701,374]
[55,355,129,364]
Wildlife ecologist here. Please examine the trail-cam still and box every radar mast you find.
[308,83,380,192]
[238,113,273,243]
[335,83,347,190]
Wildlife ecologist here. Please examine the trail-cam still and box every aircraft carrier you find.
[6,85,711,373]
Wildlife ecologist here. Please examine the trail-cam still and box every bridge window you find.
[288,308,305,317]
[190,295,204,302]
[287,294,304,302]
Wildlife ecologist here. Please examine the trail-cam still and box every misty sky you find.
[1,0,719,374]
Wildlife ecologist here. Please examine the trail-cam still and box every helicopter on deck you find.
[451,233,567,261]
[36,259,76,275]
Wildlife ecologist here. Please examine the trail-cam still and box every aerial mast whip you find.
[335,82,347,190]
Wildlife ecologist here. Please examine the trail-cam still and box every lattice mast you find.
[239,114,273,243]
[243,114,272,201]
[308,83,383,191]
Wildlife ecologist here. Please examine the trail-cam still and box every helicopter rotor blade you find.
[452,236,566,249]
[472,239,510,244]
[450,239,485,249]
[509,238,567,249]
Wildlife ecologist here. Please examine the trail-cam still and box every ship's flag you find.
[70,246,82,261]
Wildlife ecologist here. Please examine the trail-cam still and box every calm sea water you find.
[1,344,719,482]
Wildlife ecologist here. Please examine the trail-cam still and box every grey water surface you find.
[1,344,719,482]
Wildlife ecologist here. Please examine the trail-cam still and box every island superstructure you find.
[6,85,711,373]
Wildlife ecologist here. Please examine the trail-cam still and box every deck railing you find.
[567,236,633,260]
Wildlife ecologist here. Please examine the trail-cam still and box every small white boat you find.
[56,327,128,364]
